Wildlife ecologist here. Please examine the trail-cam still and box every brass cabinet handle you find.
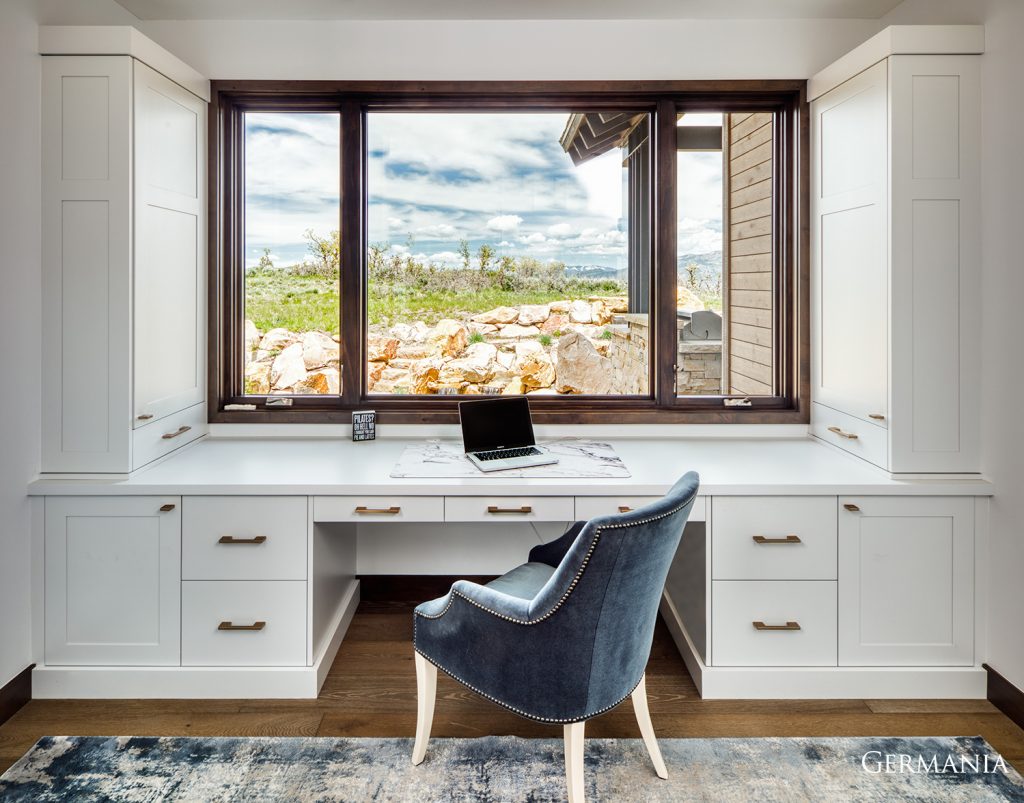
[354,506,401,515]
[218,621,266,631]
[162,425,192,440]
[753,621,801,631]
[487,505,533,514]
[827,426,858,440]
[868,413,886,421]
[752,535,802,545]
[159,503,176,512]
[618,506,633,513]
[218,535,267,545]
[843,503,861,512]
[137,414,154,421]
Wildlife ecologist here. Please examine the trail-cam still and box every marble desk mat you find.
[389,440,631,478]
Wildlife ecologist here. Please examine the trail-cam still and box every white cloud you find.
[497,241,513,248]
[426,250,462,265]
[487,214,524,232]
[389,243,410,255]
[520,232,547,244]
[547,223,572,238]
[387,217,405,228]
[416,223,457,239]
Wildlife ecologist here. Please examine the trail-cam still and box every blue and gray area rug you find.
[1,734,1022,801]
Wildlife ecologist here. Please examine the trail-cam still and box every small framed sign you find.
[352,410,376,441]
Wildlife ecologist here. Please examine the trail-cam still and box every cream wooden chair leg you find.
[412,652,437,765]
[631,673,668,779]
[563,720,586,803]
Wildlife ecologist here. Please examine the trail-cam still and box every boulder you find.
[468,321,500,336]
[514,339,544,358]
[540,314,568,335]
[441,342,497,384]
[517,304,550,326]
[516,348,556,390]
[549,300,572,314]
[590,300,615,326]
[495,349,515,369]
[589,296,629,313]
[568,299,593,324]
[300,330,340,370]
[471,306,519,325]
[502,377,525,396]
[244,320,261,364]
[298,366,340,395]
[366,361,386,391]
[270,342,308,390]
[259,327,299,354]
[372,366,413,394]
[367,336,399,362]
[498,323,541,339]
[555,331,614,395]
[243,359,271,394]
[411,357,444,395]
[429,319,469,357]
[389,321,431,342]
[397,341,440,360]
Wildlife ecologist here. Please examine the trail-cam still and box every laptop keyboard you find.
[475,446,542,461]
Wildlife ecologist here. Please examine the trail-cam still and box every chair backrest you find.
[528,471,700,717]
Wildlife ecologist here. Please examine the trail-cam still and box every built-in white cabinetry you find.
[41,52,207,473]
[838,496,974,666]
[810,41,981,473]
[44,496,181,666]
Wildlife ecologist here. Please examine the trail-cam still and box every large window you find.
[211,84,806,423]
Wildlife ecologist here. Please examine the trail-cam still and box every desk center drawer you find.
[712,496,837,580]
[183,496,307,581]
[313,496,444,523]
[445,496,575,523]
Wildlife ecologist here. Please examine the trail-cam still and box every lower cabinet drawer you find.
[445,496,575,522]
[181,581,306,667]
[313,496,444,523]
[811,402,888,470]
[575,496,706,522]
[712,580,837,667]
[132,402,207,471]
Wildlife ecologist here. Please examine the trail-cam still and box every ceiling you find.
[111,0,905,21]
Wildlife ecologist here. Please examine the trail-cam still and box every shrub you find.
[468,331,486,344]
[538,333,553,347]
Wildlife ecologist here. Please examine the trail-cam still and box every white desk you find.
[27,436,993,701]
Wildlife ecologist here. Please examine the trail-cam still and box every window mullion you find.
[653,99,678,407]
[339,100,364,406]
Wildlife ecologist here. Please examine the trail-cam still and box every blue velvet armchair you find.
[411,471,701,802]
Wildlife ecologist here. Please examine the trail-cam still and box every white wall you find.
[878,0,1024,692]
[0,0,41,688]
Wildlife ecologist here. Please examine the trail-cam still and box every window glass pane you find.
[243,112,340,395]
[366,111,650,397]
[676,111,775,396]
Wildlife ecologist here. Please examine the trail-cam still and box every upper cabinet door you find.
[811,60,889,427]
[133,61,206,427]
[838,496,974,667]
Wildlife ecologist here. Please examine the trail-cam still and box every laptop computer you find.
[459,397,558,472]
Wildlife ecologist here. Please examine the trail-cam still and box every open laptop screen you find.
[459,397,536,454]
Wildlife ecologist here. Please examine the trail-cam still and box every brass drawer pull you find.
[618,506,633,513]
[752,535,802,545]
[137,413,154,421]
[827,426,858,440]
[753,621,801,631]
[354,506,401,515]
[843,503,861,512]
[162,425,192,440]
[487,505,533,514]
[159,503,176,512]
[218,621,266,631]
[868,413,886,421]
[218,535,267,545]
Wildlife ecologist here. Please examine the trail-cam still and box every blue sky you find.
[244,111,723,270]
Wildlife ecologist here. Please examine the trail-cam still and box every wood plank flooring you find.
[3,603,1023,775]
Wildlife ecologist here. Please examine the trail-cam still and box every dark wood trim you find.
[0,664,33,727]
[984,663,1024,732]
[207,81,810,426]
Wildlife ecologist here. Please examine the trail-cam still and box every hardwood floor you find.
[3,602,1023,775]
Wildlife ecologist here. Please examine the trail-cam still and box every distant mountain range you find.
[564,251,722,283]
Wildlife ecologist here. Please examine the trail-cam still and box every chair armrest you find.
[528,521,585,568]
[421,579,533,622]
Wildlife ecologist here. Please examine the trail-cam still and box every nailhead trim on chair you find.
[414,490,698,626]
[411,489,697,723]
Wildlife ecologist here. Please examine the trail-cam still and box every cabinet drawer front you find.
[811,402,888,470]
[575,496,706,522]
[183,497,307,581]
[712,581,837,667]
[132,402,206,471]
[445,496,575,523]
[712,496,836,580]
[313,496,444,522]
[181,581,306,667]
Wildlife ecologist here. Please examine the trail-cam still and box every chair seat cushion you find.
[486,562,556,600]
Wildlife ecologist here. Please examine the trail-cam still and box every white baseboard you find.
[33,580,361,700]
[660,590,987,700]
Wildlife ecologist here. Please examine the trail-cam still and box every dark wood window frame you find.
[208,80,809,425]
